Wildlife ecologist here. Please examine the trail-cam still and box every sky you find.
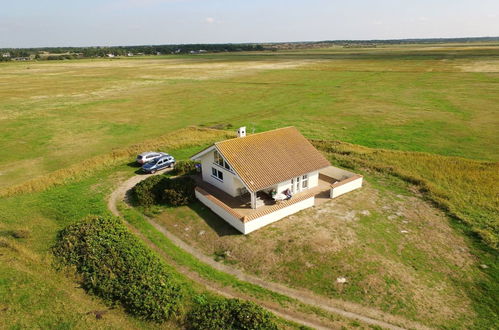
[1,0,498,48]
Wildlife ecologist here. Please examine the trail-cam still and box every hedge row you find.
[52,215,184,322]
[187,297,278,330]
[132,175,196,207]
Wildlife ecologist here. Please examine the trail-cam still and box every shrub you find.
[162,177,196,206]
[172,160,198,176]
[132,175,196,207]
[52,215,184,322]
[132,175,165,206]
[187,298,278,330]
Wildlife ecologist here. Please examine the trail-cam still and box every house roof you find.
[212,127,330,192]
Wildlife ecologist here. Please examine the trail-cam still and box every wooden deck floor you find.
[193,173,336,221]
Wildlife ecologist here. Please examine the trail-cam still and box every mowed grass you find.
[1,43,498,188]
[0,165,175,329]
[0,139,361,330]
[0,130,231,329]
[154,144,498,329]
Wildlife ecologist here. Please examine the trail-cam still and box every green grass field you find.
[1,43,498,189]
[0,140,367,329]
[154,141,497,328]
[0,43,497,329]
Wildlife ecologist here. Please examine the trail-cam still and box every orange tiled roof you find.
[215,127,330,192]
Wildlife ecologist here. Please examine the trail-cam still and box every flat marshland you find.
[1,43,498,188]
[0,43,497,329]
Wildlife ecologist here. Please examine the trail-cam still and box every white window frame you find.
[214,150,231,171]
[211,167,224,182]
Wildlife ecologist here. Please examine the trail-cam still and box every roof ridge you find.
[215,126,296,145]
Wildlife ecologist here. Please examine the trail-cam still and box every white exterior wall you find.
[276,180,292,194]
[244,196,315,234]
[195,190,245,233]
[199,150,245,197]
[273,170,319,195]
[307,170,319,188]
[331,176,363,198]
[196,190,315,235]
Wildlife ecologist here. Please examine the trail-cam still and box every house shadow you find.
[188,202,241,237]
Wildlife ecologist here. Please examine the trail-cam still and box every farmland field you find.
[0,43,498,329]
[1,43,499,189]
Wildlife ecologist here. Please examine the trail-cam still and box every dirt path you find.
[108,172,429,330]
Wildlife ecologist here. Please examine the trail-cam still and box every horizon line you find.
[2,35,499,50]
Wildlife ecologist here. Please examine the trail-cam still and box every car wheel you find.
[151,170,156,174]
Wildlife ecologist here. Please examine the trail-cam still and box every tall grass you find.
[0,127,233,198]
[313,140,499,251]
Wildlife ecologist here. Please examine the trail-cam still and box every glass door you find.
[295,176,301,193]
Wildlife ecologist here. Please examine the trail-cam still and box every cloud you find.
[205,17,215,24]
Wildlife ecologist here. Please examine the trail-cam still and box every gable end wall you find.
[199,150,245,197]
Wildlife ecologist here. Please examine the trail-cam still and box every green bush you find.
[132,175,165,206]
[52,215,184,322]
[187,298,278,330]
[162,177,196,206]
[132,175,196,207]
[172,160,198,176]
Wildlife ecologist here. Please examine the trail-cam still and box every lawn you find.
[153,156,497,329]
[0,42,497,329]
[1,43,498,189]
[0,165,170,329]
[0,135,365,329]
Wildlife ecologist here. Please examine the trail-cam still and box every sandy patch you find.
[458,60,499,72]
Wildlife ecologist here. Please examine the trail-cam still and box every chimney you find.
[237,126,246,138]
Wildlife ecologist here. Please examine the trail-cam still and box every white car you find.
[136,151,167,164]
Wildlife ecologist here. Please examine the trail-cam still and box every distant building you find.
[106,54,115,58]
[2,53,11,58]
[127,52,134,57]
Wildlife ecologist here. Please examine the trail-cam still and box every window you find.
[302,174,309,189]
[214,150,231,171]
[211,167,224,181]
[214,151,224,166]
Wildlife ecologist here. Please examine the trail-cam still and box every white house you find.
[191,127,363,234]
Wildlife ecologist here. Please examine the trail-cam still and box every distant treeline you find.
[1,36,498,61]
[264,36,499,50]
[292,36,499,45]
[0,43,264,61]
